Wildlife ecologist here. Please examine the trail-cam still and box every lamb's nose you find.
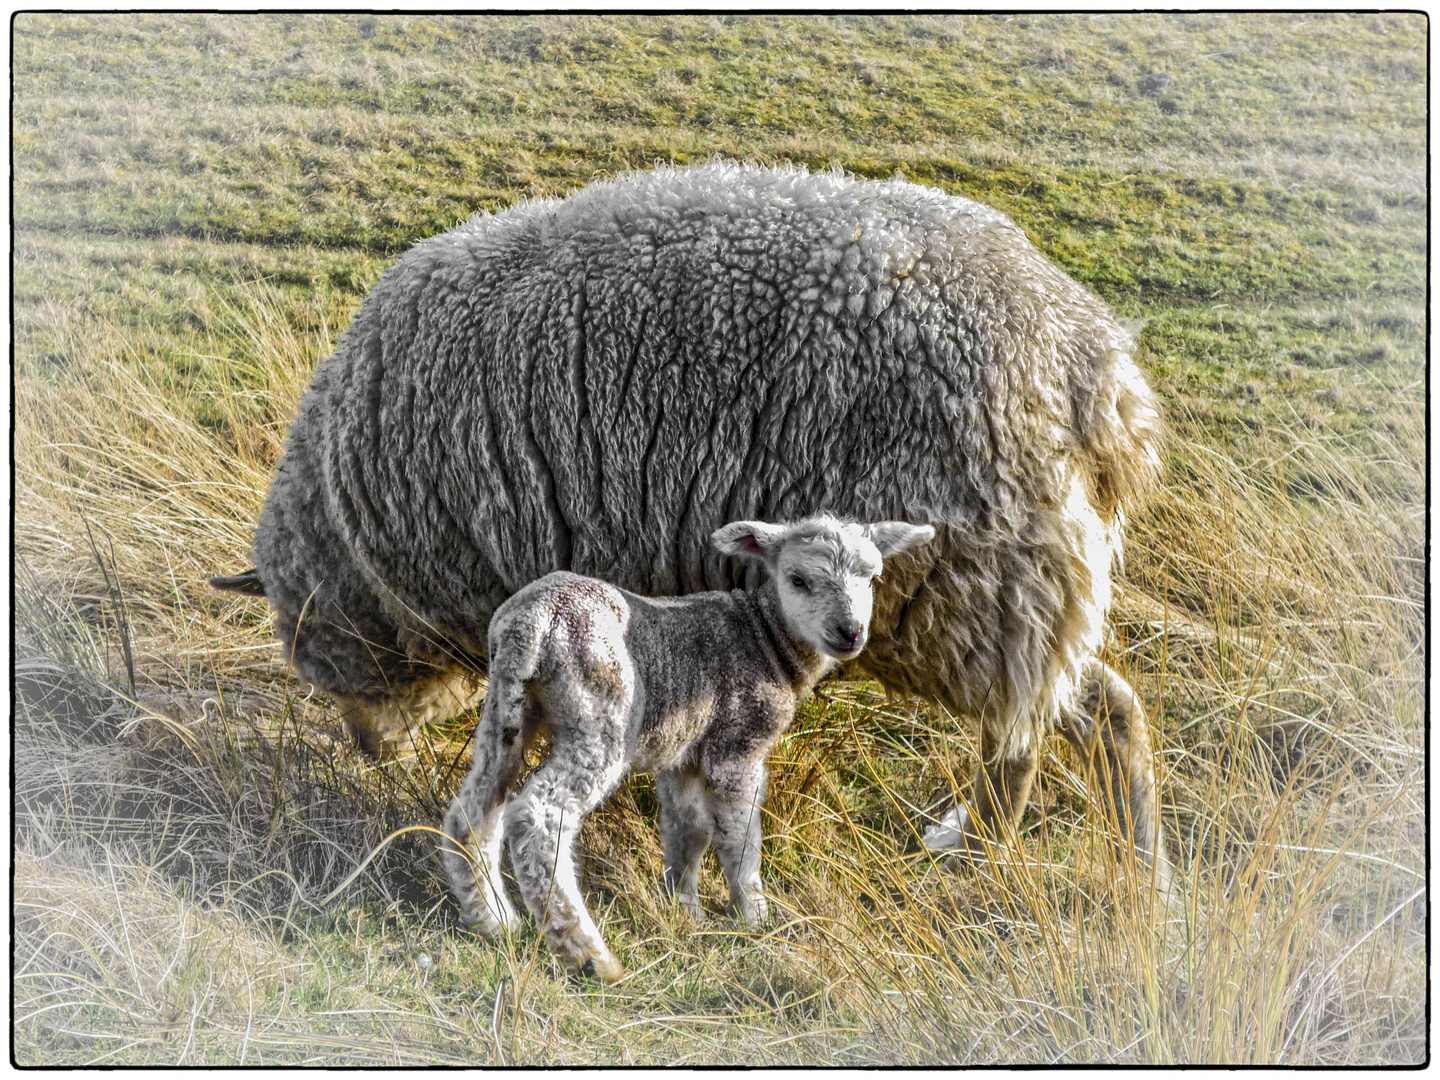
[836,625,863,649]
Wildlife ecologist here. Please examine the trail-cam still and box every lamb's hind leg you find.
[441,675,534,937]
[506,724,630,982]
[657,767,713,918]
[923,724,1040,857]
[1058,660,1175,899]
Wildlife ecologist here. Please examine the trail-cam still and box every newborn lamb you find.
[441,515,934,981]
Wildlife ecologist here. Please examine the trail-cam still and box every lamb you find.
[213,161,1172,898]
[440,515,934,981]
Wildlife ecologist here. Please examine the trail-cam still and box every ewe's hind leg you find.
[923,727,1039,856]
[1059,661,1175,898]
[706,760,769,924]
[441,676,535,936]
[507,734,629,982]
[657,768,713,917]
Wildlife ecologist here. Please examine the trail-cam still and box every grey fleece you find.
[249,162,1161,760]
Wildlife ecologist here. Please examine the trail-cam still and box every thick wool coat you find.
[252,162,1160,756]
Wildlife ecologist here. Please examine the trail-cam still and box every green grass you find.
[12,12,1426,1067]
[14,13,1424,451]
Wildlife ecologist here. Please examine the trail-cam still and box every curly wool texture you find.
[253,162,1161,755]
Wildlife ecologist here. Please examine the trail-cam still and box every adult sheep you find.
[213,162,1171,892]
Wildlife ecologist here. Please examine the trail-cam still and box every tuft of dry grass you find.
[12,275,1425,1064]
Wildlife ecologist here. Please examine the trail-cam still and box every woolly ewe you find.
[213,162,1172,899]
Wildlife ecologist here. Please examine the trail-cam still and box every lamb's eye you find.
[789,574,808,592]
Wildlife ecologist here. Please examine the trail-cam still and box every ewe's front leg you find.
[335,694,418,761]
[337,671,486,760]
[657,768,713,917]
[705,760,769,924]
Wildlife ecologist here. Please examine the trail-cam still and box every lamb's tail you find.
[208,569,266,597]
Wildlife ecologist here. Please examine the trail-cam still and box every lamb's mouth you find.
[825,638,866,660]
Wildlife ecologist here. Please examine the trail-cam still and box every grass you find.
[12,12,1426,1066]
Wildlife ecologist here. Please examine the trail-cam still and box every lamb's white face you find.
[711,516,937,662]
[774,530,883,660]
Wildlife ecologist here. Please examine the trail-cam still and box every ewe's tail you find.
[209,569,266,597]
[1086,346,1164,524]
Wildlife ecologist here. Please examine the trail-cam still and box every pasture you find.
[12,13,1425,1065]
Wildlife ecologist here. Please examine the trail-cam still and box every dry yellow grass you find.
[12,12,1426,1064]
[13,281,1424,1064]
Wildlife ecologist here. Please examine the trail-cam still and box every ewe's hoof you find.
[921,805,970,851]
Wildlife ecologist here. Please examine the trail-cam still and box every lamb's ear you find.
[712,520,787,565]
[864,521,936,559]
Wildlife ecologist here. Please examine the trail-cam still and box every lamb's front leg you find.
[657,768,712,917]
[706,759,769,924]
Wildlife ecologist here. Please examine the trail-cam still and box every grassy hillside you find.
[13,13,1426,1066]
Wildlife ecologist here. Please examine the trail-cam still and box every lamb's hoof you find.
[575,952,625,984]
[458,900,518,939]
[550,928,625,983]
[472,917,520,939]
[733,898,770,926]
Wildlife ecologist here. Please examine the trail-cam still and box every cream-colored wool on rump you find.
[213,161,1171,899]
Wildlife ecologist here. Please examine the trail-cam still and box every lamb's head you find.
[713,515,935,660]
